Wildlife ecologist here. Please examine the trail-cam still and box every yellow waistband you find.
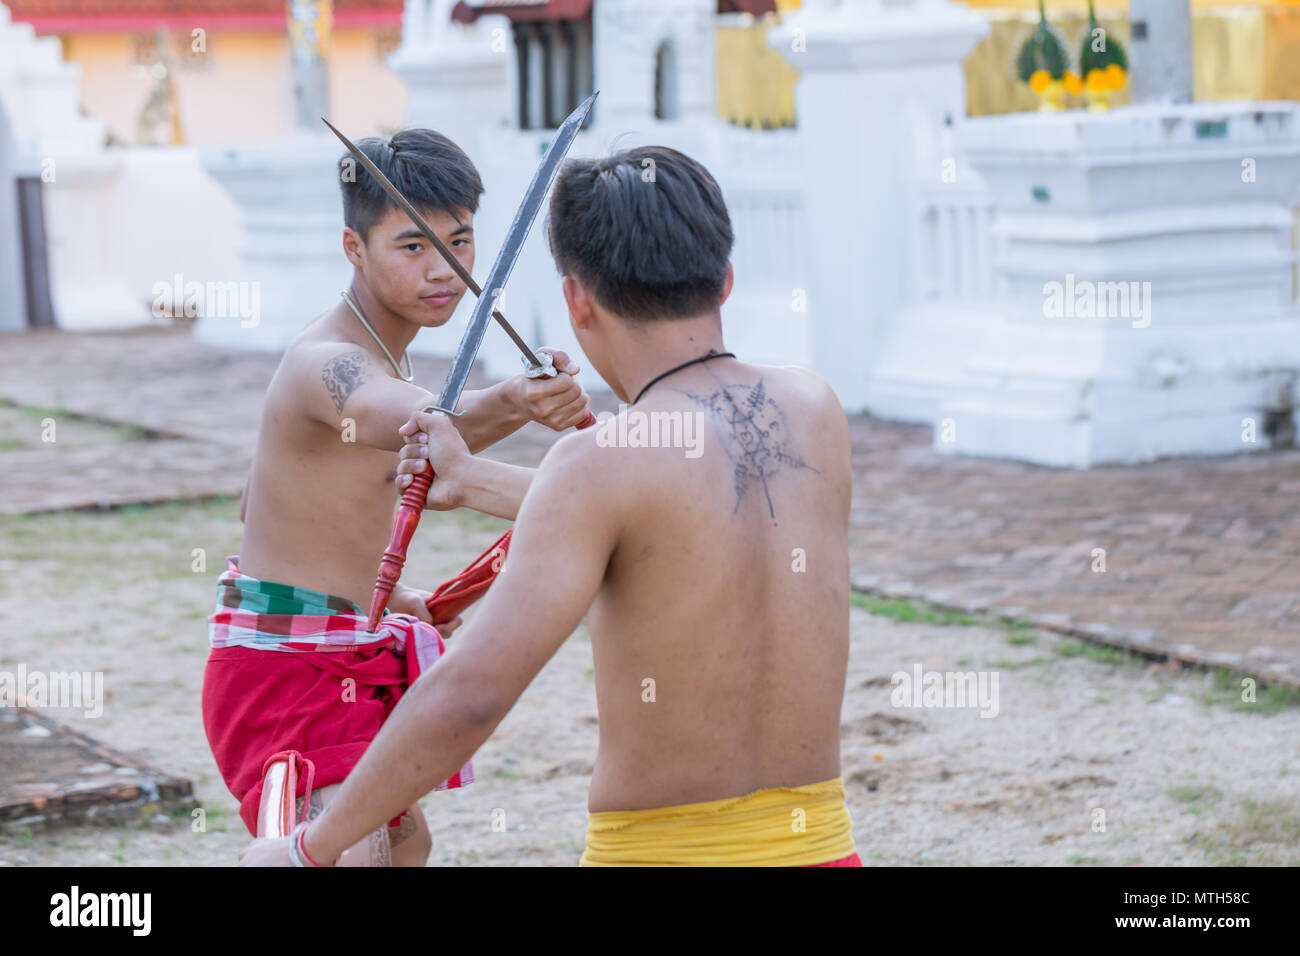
[580,777,856,867]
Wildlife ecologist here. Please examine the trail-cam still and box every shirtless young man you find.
[239,145,857,867]
[202,128,592,867]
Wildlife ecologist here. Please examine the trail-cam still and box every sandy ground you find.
[1,498,1297,867]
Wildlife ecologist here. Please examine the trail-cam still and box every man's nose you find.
[427,250,457,283]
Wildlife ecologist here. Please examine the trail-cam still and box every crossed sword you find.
[325,94,599,634]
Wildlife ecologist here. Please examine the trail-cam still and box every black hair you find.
[546,146,734,320]
[339,128,484,241]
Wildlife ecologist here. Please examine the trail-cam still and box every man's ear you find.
[719,261,735,308]
[562,274,595,330]
[343,227,365,268]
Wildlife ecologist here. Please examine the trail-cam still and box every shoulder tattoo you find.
[681,377,815,524]
[322,351,369,415]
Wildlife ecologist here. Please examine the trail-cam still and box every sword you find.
[354,92,599,630]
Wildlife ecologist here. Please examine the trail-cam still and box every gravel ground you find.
[1,500,1296,866]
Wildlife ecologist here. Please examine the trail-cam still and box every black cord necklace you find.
[632,348,736,405]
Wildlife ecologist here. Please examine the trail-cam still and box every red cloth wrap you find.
[424,528,512,624]
[203,529,511,837]
[808,852,863,867]
[203,632,439,836]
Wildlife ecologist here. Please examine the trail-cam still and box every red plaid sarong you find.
[202,556,478,835]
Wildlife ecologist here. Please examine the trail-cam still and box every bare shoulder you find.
[514,425,630,550]
[538,421,624,482]
[772,364,846,430]
[280,339,375,417]
[531,419,641,505]
[776,364,841,407]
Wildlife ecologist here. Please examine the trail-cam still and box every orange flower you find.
[1086,68,1109,92]
[1064,70,1083,95]
[1029,69,1052,93]
[1105,63,1127,90]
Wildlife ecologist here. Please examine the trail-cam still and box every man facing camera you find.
[240,145,858,867]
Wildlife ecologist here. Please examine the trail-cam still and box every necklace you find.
[340,289,414,383]
[632,348,735,405]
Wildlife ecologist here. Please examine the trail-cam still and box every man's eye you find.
[451,238,470,248]
[404,243,422,252]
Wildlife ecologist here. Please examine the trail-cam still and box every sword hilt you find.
[524,352,598,429]
[366,388,595,630]
[367,463,435,632]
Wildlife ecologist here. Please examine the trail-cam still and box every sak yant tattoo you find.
[682,378,812,522]
[294,790,325,822]
[322,351,369,414]
[388,810,419,848]
[369,825,392,866]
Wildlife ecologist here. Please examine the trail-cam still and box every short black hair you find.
[546,146,734,320]
[339,128,484,241]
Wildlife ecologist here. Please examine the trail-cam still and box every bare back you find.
[584,361,851,812]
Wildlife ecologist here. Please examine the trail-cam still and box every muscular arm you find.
[439,456,536,521]
[300,433,617,864]
[311,346,528,454]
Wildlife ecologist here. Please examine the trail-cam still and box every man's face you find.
[348,204,475,327]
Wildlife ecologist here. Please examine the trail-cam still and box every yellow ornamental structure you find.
[716,0,1300,126]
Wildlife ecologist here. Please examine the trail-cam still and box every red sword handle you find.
[366,412,597,631]
[366,462,436,631]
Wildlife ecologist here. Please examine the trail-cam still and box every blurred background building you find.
[4,0,1299,142]
[2,0,1299,467]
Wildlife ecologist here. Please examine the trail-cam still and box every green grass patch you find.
[1055,640,1141,667]
[848,594,1045,648]
[14,403,69,420]
[987,656,1052,671]
[851,594,979,627]
[1198,667,1300,715]
[1168,783,1224,809]
[1189,798,1300,866]
[113,423,155,441]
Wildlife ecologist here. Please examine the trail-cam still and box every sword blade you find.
[321,117,542,367]
[434,91,598,413]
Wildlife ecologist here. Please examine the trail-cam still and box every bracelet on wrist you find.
[289,821,335,867]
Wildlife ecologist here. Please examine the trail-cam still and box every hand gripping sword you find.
[323,93,599,631]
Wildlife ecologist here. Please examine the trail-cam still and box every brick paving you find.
[846,419,1300,685]
[3,327,1297,684]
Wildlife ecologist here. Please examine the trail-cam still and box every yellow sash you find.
[580,777,856,867]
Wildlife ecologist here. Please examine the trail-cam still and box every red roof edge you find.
[13,8,401,35]
[452,0,592,25]
[719,0,777,13]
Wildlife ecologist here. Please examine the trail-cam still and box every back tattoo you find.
[681,378,813,523]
